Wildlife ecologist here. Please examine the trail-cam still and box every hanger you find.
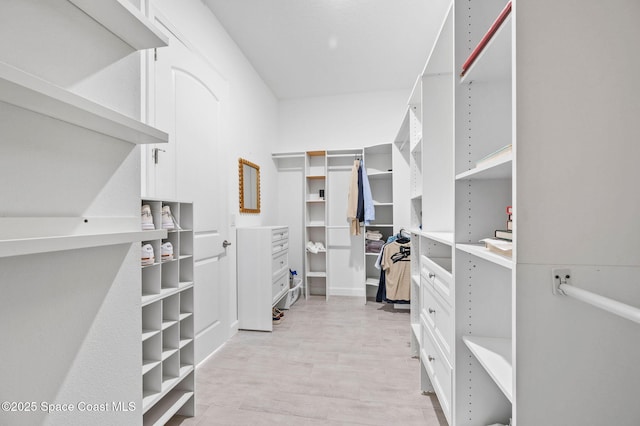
[396,228,410,244]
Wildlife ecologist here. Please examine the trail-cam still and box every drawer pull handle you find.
[428,307,436,314]
[428,272,436,279]
[428,355,435,362]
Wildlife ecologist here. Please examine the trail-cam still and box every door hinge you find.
[152,148,165,164]
[154,48,157,61]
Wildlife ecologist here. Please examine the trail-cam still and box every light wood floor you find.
[167,295,446,425]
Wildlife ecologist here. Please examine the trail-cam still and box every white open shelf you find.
[68,0,169,50]
[460,13,512,84]
[0,228,166,258]
[456,243,513,269]
[368,171,393,180]
[306,271,327,278]
[462,335,512,402]
[0,61,169,145]
[143,367,194,414]
[142,389,194,426]
[421,231,454,246]
[455,154,512,180]
[365,278,379,286]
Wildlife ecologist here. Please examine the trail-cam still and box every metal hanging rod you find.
[552,268,640,325]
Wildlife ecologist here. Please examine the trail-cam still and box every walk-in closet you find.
[1,1,638,425]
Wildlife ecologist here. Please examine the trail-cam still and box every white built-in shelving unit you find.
[453,1,513,423]
[141,199,195,426]
[274,144,402,302]
[401,0,640,424]
[304,151,329,299]
[0,1,170,425]
[363,143,395,302]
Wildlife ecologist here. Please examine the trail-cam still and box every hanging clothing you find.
[347,159,361,235]
[356,162,364,221]
[380,241,411,301]
[360,160,375,225]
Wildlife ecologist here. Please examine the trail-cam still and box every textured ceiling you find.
[203,0,451,99]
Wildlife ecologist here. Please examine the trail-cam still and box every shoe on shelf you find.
[141,204,155,230]
[141,243,155,266]
[161,242,174,262]
[306,241,318,254]
[162,205,175,229]
[314,242,326,252]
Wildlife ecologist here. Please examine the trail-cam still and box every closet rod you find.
[553,273,640,325]
[326,153,361,158]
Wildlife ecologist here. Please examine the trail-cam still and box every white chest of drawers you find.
[237,226,290,331]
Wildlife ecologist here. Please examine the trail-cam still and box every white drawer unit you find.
[420,254,453,306]
[237,226,290,331]
[420,273,453,363]
[421,314,453,425]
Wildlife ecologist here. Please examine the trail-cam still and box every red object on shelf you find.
[506,205,513,215]
[460,1,512,77]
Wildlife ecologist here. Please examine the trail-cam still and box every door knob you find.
[223,240,232,248]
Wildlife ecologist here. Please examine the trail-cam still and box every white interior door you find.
[149,15,231,362]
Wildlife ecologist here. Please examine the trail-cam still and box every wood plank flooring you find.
[167,296,446,425]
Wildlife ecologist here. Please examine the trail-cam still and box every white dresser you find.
[237,226,290,331]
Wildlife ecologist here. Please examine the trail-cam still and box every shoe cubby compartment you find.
[180,288,194,319]
[179,312,194,349]
[162,231,179,262]
[179,232,193,257]
[142,263,161,302]
[142,362,162,411]
[161,259,179,289]
[178,203,193,231]
[142,239,162,267]
[162,350,180,385]
[179,257,194,287]
[162,201,180,229]
[142,302,162,340]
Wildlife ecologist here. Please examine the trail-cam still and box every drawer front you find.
[420,255,453,306]
[272,250,288,279]
[420,280,453,363]
[420,315,452,422]
[271,272,288,304]
[272,227,288,243]
[272,239,288,255]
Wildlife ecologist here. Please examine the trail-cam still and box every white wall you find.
[277,90,409,152]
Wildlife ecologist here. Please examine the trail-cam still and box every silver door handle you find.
[223,240,232,248]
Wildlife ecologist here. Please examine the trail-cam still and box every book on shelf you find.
[506,220,513,231]
[480,238,512,258]
[460,1,512,77]
[475,144,512,168]
[494,230,512,241]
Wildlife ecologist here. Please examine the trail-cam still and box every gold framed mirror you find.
[238,158,260,213]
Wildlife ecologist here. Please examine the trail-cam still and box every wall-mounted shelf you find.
[455,155,512,180]
[460,13,512,84]
[68,0,169,50]
[0,227,166,258]
[0,62,168,145]
[462,335,512,402]
[456,243,513,269]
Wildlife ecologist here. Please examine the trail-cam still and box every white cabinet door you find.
[149,16,231,362]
